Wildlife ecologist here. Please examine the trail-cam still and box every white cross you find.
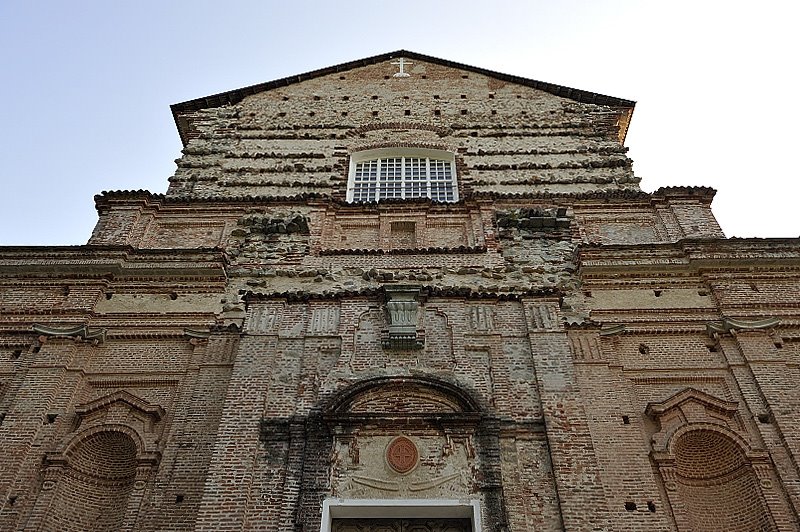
[391,58,413,77]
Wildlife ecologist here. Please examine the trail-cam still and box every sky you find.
[1,1,798,245]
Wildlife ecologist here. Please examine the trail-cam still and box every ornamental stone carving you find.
[382,285,423,350]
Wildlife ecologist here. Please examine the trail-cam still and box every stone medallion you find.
[386,436,418,474]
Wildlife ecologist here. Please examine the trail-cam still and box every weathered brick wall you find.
[167,59,637,200]
[2,54,800,532]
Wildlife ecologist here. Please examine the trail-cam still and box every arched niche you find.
[646,388,783,531]
[27,391,163,532]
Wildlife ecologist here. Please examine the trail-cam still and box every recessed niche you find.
[647,501,656,513]
[625,502,637,512]
[638,344,650,355]
[622,415,630,425]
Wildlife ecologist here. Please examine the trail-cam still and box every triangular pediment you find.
[645,387,738,421]
[75,390,165,422]
[171,49,635,146]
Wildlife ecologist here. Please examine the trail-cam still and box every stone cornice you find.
[94,187,727,211]
[0,246,226,279]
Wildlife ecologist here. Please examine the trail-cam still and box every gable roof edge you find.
[170,49,636,146]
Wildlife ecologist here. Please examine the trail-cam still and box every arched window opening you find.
[673,430,775,532]
[42,431,139,532]
[347,148,458,203]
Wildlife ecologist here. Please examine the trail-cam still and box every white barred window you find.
[347,148,458,203]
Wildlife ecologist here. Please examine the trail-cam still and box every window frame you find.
[346,148,459,204]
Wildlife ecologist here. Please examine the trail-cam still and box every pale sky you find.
[1,1,798,245]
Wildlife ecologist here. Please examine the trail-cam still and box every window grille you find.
[348,150,457,203]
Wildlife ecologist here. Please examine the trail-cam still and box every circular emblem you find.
[386,436,418,474]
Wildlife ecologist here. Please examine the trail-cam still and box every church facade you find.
[1,51,799,531]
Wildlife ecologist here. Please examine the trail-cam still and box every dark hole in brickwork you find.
[384,75,390,79]
[175,494,184,503]
[339,76,346,80]
[313,95,320,100]
[461,75,468,78]
[405,110,411,116]
[460,95,467,99]
[170,292,178,300]
[622,415,630,425]
[421,75,427,79]
[434,110,441,116]
[62,286,70,296]
[625,502,637,512]
[489,93,495,99]
[278,112,286,117]
[758,413,771,424]
[342,96,349,101]
[707,344,718,352]
[308,112,315,116]
[341,112,348,117]
[105,292,114,300]
[12,350,21,359]
[0,413,5,425]
[653,289,662,297]
[460,110,468,115]
[7,495,16,506]
[372,95,378,100]
[282,96,289,101]
[774,341,783,349]
[372,111,379,117]
[45,413,58,424]
[698,289,709,296]
[403,95,409,100]
[638,344,649,355]
[433,95,440,99]
[32,345,41,354]
[647,501,656,512]
[491,110,497,115]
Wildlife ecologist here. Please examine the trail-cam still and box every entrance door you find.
[332,518,471,532]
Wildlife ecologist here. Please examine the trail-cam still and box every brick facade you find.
[1,51,799,531]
